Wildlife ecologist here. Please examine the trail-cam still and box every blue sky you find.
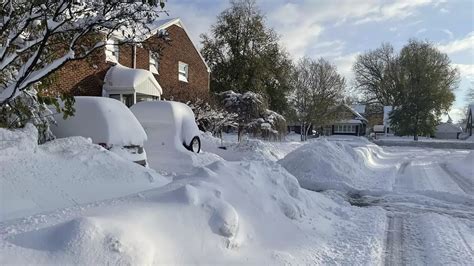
[165,0,473,122]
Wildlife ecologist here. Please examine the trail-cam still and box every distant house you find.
[322,104,368,136]
[435,115,462,139]
[49,18,210,106]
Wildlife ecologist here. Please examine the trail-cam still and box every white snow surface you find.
[279,136,397,192]
[1,127,473,265]
[0,124,167,222]
[51,96,147,146]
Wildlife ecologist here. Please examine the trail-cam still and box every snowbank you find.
[279,137,395,192]
[200,132,304,162]
[0,153,386,265]
[0,125,167,221]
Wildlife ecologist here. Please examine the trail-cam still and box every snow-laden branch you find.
[0,0,167,105]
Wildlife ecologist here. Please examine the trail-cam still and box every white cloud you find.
[453,64,474,82]
[439,8,449,13]
[332,52,361,82]
[165,1,229,48]
[441,29,453,39]
[438,32,474,55]
[416,28,427,35]
[354,0,433,24]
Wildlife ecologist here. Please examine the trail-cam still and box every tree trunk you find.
[300,122,305,141]
[413,114,419,141]
[305,123,312,140]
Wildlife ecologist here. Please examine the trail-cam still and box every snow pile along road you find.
[0,129,387,265]
[200,132,304,162]
[279,137,396,192]
[0,124,168,221]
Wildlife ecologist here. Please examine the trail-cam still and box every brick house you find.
[49,18,210,106]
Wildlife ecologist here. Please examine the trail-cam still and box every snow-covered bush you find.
[187,98,238,137]
[217,90,287,141]
[0,88,58,143]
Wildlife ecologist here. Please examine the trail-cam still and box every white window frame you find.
[105,39,119,63]
[149,52,159,74]
[334,124,356,133]
[178,61,188,82]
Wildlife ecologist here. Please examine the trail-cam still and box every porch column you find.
[133,92,137,105]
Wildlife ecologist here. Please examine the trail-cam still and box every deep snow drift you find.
[279,136,397,192]
[1,129,472,265]
[1,128,387,265]
[0,124,168,221]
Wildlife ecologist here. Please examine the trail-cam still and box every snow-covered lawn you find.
[1,128,473,265]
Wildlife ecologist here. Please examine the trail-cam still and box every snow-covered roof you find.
[351,104,366,114]
[51,96,147,146]
[343,104,368,122]
[436,122,462,133]
[103,64,162,96]
[336,119,363,124]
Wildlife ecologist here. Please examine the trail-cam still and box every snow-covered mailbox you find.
[102,64,163,107]
[51,96,148,166]
[130,101,201,153]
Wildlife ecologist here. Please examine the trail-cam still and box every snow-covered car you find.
[130,101,201,153]
[51,96,148,166]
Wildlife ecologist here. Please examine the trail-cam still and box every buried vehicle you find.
[51,96,148,166]
[130,101,201,153]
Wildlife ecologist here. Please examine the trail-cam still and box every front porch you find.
[103,64,162,107]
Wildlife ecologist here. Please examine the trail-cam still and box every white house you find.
[435,115,462,139]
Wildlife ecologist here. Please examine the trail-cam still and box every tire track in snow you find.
[453,221,474,257]
[384,213,405,266]
[439,163,474,195]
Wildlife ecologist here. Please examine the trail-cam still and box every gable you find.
[146,18,210,73]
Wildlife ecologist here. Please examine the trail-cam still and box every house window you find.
[178,61,188,82]
[334,124,356,133]
[105,39,119,63]
[149,52,159,74]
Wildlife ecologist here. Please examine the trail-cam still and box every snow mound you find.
[8,217,155,265]
[200,132,303,162]
[0,123,38,156]
[0,126,168,222]
[207,199,239,238]
[279,138,393,192]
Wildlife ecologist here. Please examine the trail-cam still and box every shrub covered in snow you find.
[187,98,238,137]
[217,90,287,141]
[0,89,58,143]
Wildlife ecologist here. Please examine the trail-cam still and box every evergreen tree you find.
[200,0,292,113]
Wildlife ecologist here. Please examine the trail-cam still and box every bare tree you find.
[289,57,345,141]
[353,43,401,106]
